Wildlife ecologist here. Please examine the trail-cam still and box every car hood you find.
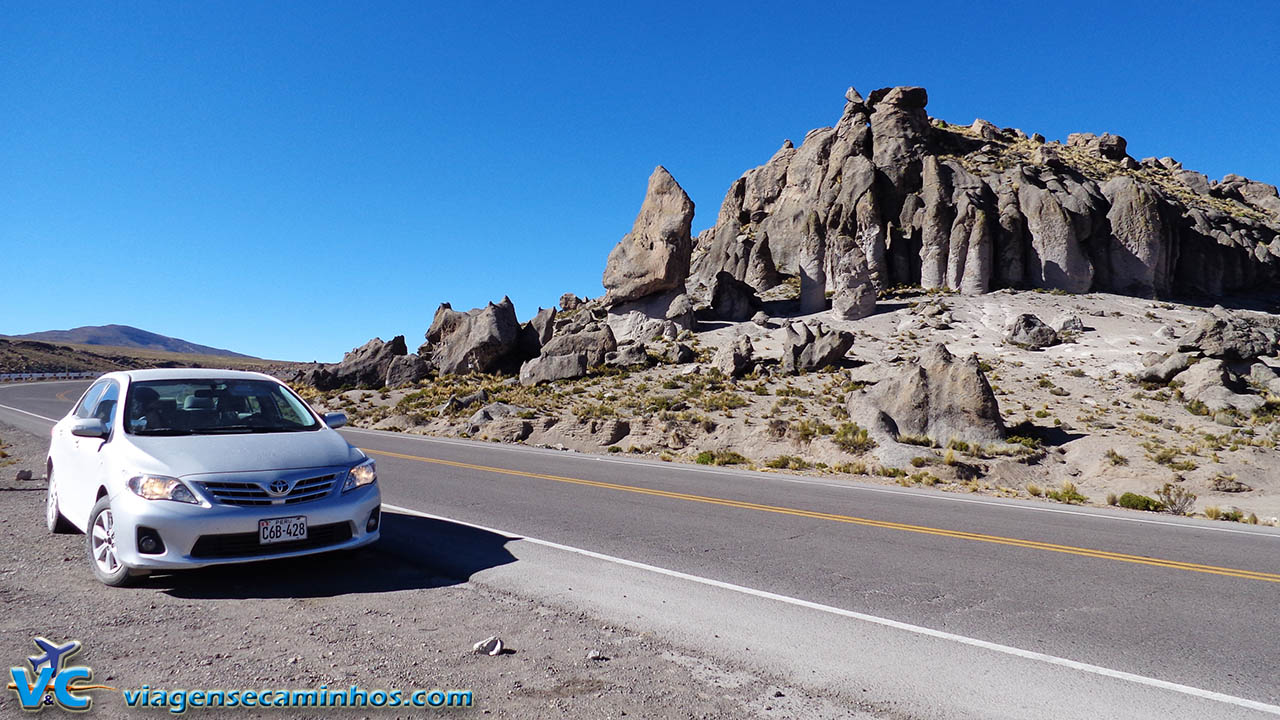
[124,429,363,477]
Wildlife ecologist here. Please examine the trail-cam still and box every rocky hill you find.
[3,324,253,358]
[292,84,1280,525]
[689,86,1279,306]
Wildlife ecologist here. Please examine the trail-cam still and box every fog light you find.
[136,527,165,555]
[366,508,380,532]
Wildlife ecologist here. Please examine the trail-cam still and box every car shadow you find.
[148,512,518,600]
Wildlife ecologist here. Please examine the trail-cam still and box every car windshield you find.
[124,379,320,435]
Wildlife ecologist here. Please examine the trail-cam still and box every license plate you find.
[259,516,307,544]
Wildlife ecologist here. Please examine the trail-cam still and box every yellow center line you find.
[363,447,1280,584]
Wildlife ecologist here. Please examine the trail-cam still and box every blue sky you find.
[3,1,1277,361]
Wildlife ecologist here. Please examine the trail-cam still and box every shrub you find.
[1204,506,1222,521]
[766,455,811,470]
[833,461,867,475]
[1046,481,1088,505]
[695,451,715,465]
[878,466,907,478]
[910,456,931,468]
[607,445,623,453]
[712,451,749,466]
[1154,482,1196,515]
[834,423,877,454]
[897,434,934,447]
[1026,483,1043,497]
[704,391,748,412]
[1105,449,1128,466]
[1106,492,1118,506]
[1117,492,1164,512]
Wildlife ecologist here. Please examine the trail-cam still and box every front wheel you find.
[86,496,136,587]
[46,466,75,534]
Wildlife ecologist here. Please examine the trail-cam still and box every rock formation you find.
[691,85,1280,302]
[424,297,523,375]
[297,336,411,391]
[601,166,696,305]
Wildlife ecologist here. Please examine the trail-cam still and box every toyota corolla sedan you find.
[45,368,381,586]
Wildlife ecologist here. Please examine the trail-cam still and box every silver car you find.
[45,368,381,586]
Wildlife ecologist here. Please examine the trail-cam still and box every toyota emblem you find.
[267,479,290,496]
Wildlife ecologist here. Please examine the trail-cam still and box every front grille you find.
[189,522,353,558]
[199,474,338,506]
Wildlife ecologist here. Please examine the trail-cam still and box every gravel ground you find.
[0,418,868,719]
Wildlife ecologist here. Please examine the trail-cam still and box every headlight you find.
[127,474,199,504]
[343,458,376,492]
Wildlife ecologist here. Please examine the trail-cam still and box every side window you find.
[74,382,107,419]
[92,382,120,436]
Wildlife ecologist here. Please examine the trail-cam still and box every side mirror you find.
[71,418,109,439]
[323,412,347,429]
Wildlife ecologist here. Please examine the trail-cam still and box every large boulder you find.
[602,166,696,305]
[540,317,617,367]
[1137,352,1192,384]
[384,353,433,388]
[1178,311,1280,362]
[851,344,1004,445]
[710,271,763,321]
[1005,313,1060,349]
[302,336,408,391]
[1173,359,1266,414]
[781,322,854,374]
[519,353,589,386]
[712,335,755,378]
[426,297,522,375]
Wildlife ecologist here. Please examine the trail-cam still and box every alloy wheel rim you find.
[91,509,119,574]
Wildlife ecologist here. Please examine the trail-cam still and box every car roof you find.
[107,368,279,383]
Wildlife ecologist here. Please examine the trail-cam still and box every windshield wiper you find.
[132,428,196,436]
[201,426,303,434]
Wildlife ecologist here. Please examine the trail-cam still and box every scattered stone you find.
[1211,475,1252,493]
[15,469,34,481]
[472,637,504,656]
[751,311,772,327]
[1137,352,1192,384]
[1051,313,1085,335]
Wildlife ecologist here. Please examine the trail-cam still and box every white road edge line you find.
[349,428,1276,538]
[383,501,1280,716]
[0,403,58,423]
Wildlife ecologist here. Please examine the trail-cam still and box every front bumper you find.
[108,480,381,570]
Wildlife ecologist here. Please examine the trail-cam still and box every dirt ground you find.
[0,419,874,719]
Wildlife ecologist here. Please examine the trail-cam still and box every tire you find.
[45,466,75,534]
[86,495,136,587]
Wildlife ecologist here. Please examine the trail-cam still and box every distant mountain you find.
[2,325,254,358]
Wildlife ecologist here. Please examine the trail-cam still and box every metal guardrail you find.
[0,372,98,383]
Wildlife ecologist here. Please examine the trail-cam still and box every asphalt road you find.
[4,379,1278,720]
